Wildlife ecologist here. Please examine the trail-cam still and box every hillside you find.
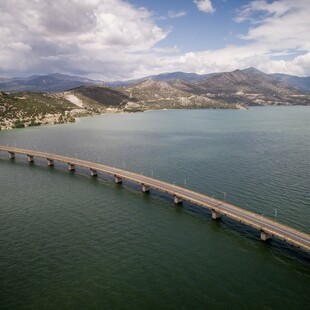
[271,73,310,92]
[196,68,293,93]
[0,91,79,129]
[190,69,310,106]
[107,72,218,87]
[0,84,134,129]
[118,80,235,110]
[69,86,131,109]
[0,74,103,92]
[108,68,310,92]
[69,81,236,112]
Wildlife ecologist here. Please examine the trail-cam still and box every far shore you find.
[2,105,309,131]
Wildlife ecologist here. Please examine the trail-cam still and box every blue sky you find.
[134,0,251,52]
[0,0,309,80]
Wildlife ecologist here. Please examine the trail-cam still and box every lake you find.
[0,107,309,309]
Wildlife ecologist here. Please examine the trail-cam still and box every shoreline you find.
[2,105,310,131]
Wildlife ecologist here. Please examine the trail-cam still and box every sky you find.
[0,0,310,80]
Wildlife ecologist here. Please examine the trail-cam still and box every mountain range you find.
[0,73,104,92]
[1,68,310,93]
[1,67,310,130]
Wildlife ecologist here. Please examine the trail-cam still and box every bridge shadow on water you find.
[1,153,309,266]
[181,201,310,265]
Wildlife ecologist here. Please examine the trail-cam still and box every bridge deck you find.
[1,146,309,252]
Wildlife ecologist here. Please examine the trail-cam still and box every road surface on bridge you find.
[1,145,309,252]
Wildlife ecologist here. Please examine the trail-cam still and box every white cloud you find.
[239,1,310,52]
[128,0,310,78]
[168,10,187,18]
[0,0,309,80]
[157,10,186,21]
[128,0,310,79]
[127,44,310,79]
[153,46,180,53]
[194,0,215,14]
[232,0,310,75]
[235,0,292,23]
[0,0,167,78]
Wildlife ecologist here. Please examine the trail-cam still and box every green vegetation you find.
[123,108,145,112]
[13,120,25,128]
[0,91,79,129]
[71,86,129,108]
[58,114,64,123]
[1,92,74,118]
[29,122,41,127]
[117,80,239,110]
[0,78,252,130]
[67,114,75,123]
[29,118,41,126]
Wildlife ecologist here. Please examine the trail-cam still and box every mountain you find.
[124,69,310,107]
[1,67,310,129]
[187,68,310,106]
[0,73,104,92]
[2,68,310,95]
[67,80,236,112]
[108,68,310,93]
[69,85,131,109]
[146,71,216,82]
[196,68,293,93]
[0,91,78,129]
[117,79,234,110]
[2,67,310,130]
[168,79,208,94]
[0,84,133,129]
[270,73,310,92]
[107,71,218,87]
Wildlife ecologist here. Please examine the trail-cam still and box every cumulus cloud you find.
[0,0,167,78]
[0,0,309,80]
[194,0,215,14]
[237,0,310,51]
[233,0,310,75]
[129,0,310,78]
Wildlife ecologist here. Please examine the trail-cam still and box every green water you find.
[0,107,309,309]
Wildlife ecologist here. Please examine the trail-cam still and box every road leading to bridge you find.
[1,145,309,252]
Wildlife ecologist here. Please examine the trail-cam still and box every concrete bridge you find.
[1,145,309,252]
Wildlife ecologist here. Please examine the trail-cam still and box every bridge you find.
[1,145,309,252]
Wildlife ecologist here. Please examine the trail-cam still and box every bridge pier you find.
[27,154,34,162]
[90,169,98,177]
[260,230,271,241]
[8,152,15,159]
[174,195,183,204]
[68,163,75,171]
[114,175,122,184]
[142,184,150,193]
[211,209,222,220]
[47,159,54,166]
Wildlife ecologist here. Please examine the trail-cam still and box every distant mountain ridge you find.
[117,71,310,107]
[107,67,310,93]
[1,68,310,93]
[0,73,104,92]
[185,68,310,106]
[116,79,233,110]
[271,73,310,93]
[107,71,218,87]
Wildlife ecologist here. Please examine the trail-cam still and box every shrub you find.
[13,121,25,128]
